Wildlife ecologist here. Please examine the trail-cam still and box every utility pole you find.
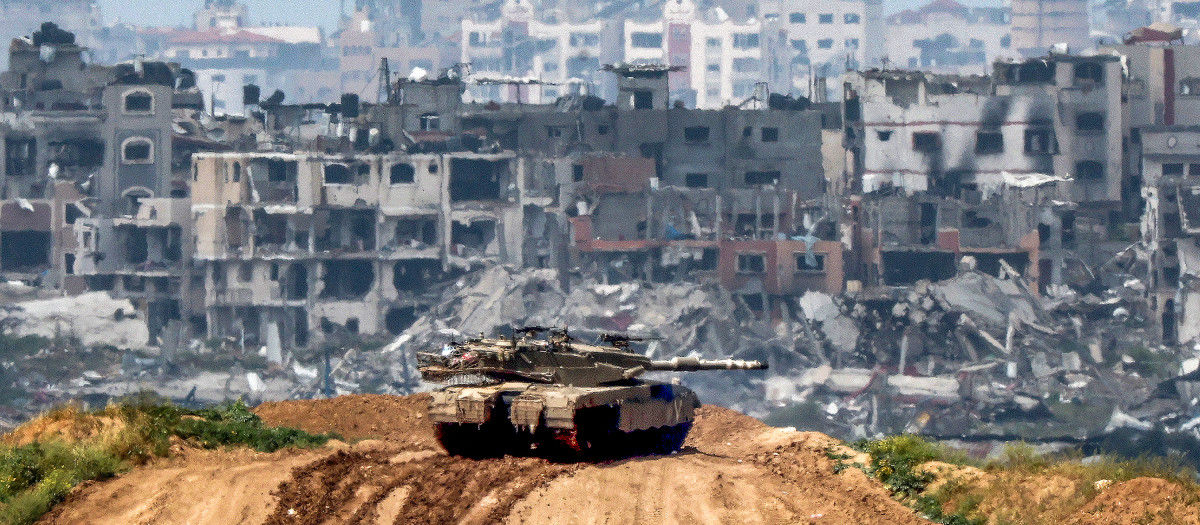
[378,57,392,103]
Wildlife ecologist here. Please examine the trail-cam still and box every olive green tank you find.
[417,327,767,458]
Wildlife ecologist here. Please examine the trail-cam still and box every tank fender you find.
[509,394,544,430]
[541,390,576,430]
[427,389,460,423]
[617,389,699,432]
[452,389,496,424]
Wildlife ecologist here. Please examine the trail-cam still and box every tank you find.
[417,327,767,458]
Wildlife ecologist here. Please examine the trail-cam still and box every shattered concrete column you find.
[772,193,780,239]
[308,219,316,253]
[780,300,795,341]
[1004,315,1015,355]
[754,193,762,240]
[714,194,722,240]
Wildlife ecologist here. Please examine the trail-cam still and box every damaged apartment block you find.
[844,55,1134,292]
[568,156,843,320]
[190,150,528,352]
[1139,127,1200,345]
[857,176,1052,288]
[0,24,207,344]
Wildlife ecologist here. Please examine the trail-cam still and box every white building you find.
[149,2,333,116]
[623,0,763,108]
[462,0,613,104]
[759,0,883,100]
[886,0,1013,74]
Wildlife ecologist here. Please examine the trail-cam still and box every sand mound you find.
[1068,477,1200,525]
[29,394,1200,525]
[5,405,126,447]
[254,393,435,447]
[40,395,931,525]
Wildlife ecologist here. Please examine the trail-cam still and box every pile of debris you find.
[309,265,785,414]
[3,258,1195,456]
[767,256,1200,446]
[332,260,1200,450]
[4,292,150,349]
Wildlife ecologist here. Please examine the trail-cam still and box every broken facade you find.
[845,56,1133,293]
[12,19,1200,449]
[1140,127,1200,345]
[163,63,838,351]
[0,25,209,343]
[189,150,528,349]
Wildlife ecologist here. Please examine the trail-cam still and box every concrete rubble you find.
[256,260,1200,456]
[358,265,785,414]
[2,292,150,349]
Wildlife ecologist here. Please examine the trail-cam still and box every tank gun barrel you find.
[645,356,767,371]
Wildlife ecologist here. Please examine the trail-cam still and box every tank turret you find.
[417,328,766,459]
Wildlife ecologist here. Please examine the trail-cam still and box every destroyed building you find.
[0,24,213,343]
[189,149,529,349]
[466,65,843,314]
[844,56,1132,291]
[0,0,100,71]
[12,15,1200,453]
[854,174,1055,288]
[173,62,840,347]
[1139,126,1200,345]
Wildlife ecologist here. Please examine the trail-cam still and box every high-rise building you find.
[1010,0,1090,56]
[758,0,883,102]
[885,0,1012,74]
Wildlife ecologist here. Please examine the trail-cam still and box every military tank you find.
[417,327,767,458]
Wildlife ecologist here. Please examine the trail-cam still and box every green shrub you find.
[999,442,1048,472]
[852,435,940,499]
[849,435,982,525]
[0,441,123,525]
[0,399,336,524]
[172,400,332,452]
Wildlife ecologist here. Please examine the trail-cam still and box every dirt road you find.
[40,394,926,525]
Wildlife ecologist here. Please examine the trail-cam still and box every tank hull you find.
[429,381,699,458]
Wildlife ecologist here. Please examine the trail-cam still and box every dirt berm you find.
[40,394,925,525]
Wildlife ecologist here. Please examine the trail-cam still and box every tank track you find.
[435,403,691,460]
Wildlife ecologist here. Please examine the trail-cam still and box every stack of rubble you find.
[770,256,1200,443]
[5,292,150,349]
[293,260,1196,443]
[334,265,786,413]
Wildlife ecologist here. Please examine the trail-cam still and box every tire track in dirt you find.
[262,448,577,525]
[39,447,328,525]
[40,395,928,525]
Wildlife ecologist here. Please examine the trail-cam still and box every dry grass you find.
[923,442,1200,525]
[3,404,126,448]
[841,435,1200,525]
